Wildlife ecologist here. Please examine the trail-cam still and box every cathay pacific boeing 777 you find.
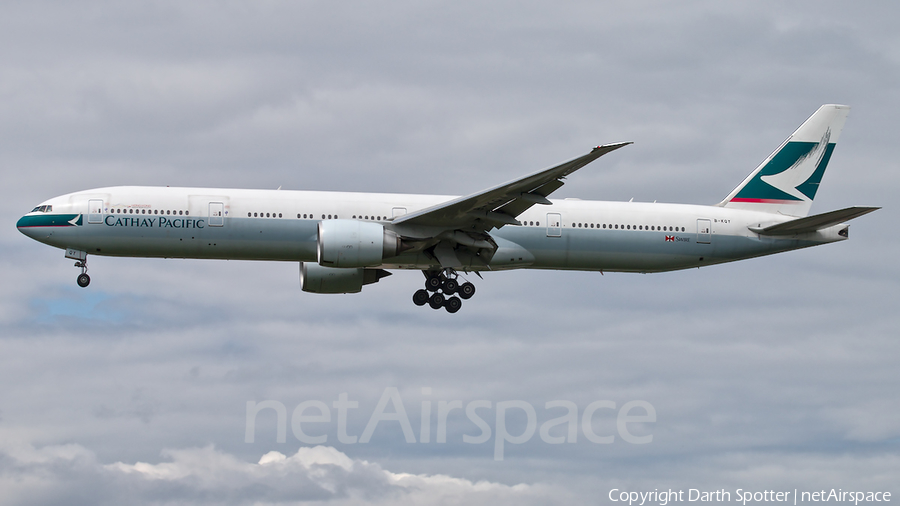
[17,105,878,313]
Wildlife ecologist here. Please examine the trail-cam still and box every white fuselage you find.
[17,186,848,274]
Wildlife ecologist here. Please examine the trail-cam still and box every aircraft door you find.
[392,207,407,219]
[697,219,711,244]
[209,202,224,227]
[547,213,561,237]
[88,199,104,224]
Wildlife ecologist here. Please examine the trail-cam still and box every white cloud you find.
[0,443,553,506]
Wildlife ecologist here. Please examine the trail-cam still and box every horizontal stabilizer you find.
[750,206,879,236]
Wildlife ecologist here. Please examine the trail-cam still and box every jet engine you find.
[300,262,391,294]
[317,219,401,268]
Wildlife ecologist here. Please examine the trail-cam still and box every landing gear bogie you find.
[413,268,476,313]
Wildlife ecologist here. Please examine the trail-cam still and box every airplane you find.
[17,104,878,313]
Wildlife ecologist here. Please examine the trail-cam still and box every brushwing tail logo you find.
[759,128,831,202]
[731,128,835,204]
[68,214,83,226]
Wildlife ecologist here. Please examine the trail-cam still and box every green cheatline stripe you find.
[16,214,81,227]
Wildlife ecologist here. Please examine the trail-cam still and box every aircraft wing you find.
[751,206,880,236]
[392,142,631,233]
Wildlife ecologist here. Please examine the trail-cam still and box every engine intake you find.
[317,219,401,268]
[300,263,391,294]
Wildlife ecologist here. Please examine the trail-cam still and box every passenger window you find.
[536,222,539,226]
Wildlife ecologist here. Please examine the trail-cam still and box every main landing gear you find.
[412,268,475,314]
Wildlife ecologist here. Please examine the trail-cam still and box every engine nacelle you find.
[317,219,401,268]
[300,262,391,294]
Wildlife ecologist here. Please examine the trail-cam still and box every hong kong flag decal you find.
[665,235,675,241]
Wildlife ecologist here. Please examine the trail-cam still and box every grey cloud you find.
[2,0,899,503]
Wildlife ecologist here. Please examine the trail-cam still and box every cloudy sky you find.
[2,1,898,504]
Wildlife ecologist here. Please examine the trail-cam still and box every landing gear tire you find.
[425,275,443,292]
[442,278,459,294]
[458,282,475,300]
[444,296,462,313]
[428,293,445,309]
[77,273,91,288]
[413,289,429,306]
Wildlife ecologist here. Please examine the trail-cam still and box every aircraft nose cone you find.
[17,215,33,237]
[16,215,43,239]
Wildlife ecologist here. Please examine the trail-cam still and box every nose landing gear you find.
[77,272,90,287]
[75,259,90,287]
[66,250,91,287]
[412,268,476,313]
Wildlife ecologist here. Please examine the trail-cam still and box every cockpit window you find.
[31,205,52,213]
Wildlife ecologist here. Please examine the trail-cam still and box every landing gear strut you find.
[411,268,475,313]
